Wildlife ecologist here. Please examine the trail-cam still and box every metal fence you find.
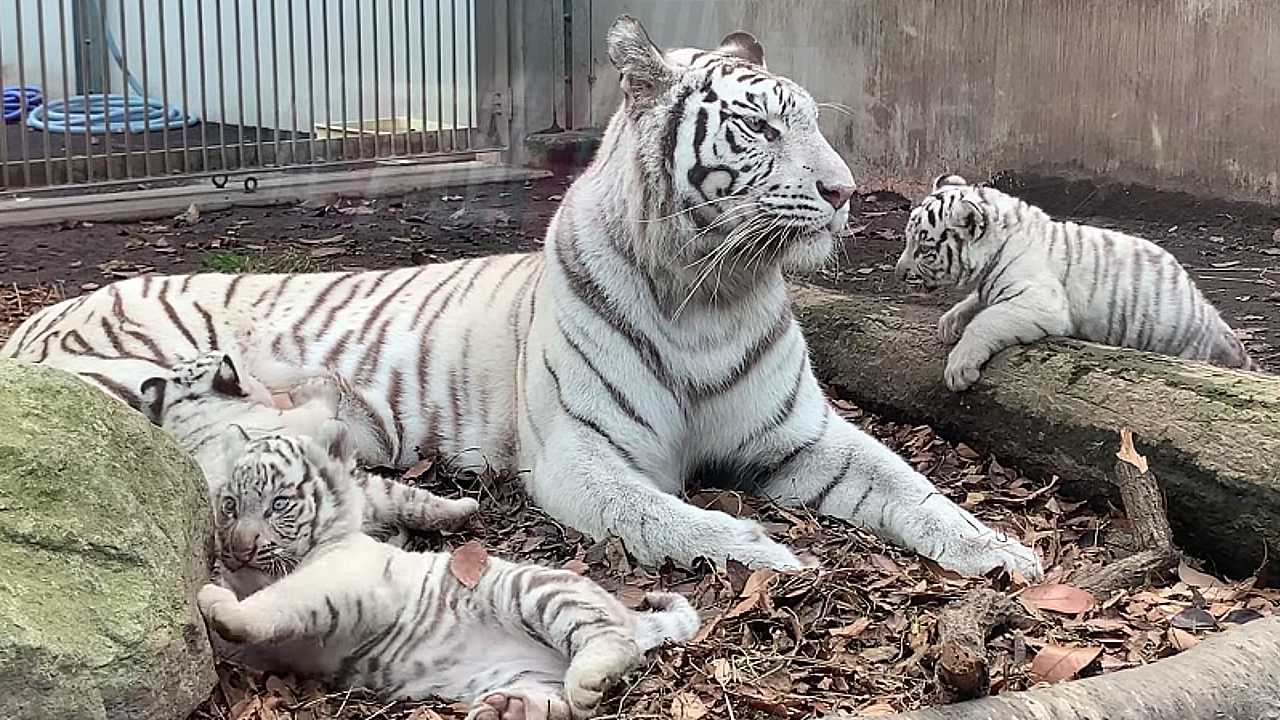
[0,0,506,194]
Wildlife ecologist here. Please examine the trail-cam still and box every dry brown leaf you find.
[1115,428,1148,474]
[449,541,489,589]
[870,554,902,575]
[830,617,872,638]
[1020,583,1097,614]
[1168,627,1200,651]
[561,558,588,575]
[860,702,899,717]
[1177,561,1225,589]
[671,691,709,720]
[1030,644,1102,683]
[726,569,776,619]
[402,457,435,481]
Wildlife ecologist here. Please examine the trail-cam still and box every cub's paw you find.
[565,646,635,718]
[438,496,481,527]
[937,307,971,345]
[944,347,986,392]
[196,583,237,619]
[468,688,571,720]
[287,375,342,410]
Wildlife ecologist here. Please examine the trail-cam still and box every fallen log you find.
[832,616,1280,720]
[789,283,1280,578]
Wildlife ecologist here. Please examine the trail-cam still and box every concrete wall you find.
[552,0,1280,204]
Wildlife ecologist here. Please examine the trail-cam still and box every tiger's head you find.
[212,420,362,581]
[896,174,996,291]
[604,15,855,279]
[139,351,277,426]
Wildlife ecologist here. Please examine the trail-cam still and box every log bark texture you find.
[833,617,1280,720]
[789,283,1280,578]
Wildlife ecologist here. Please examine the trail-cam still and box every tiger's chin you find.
[779,228,835,273]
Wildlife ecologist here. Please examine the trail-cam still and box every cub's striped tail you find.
[633,592,700,651]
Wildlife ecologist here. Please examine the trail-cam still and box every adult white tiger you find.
[1,16,1040,579]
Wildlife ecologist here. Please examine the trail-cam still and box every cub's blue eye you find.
[270,496,290,513]
[220,497,236,516]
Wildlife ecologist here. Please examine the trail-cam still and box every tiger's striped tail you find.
[632,592,700,651]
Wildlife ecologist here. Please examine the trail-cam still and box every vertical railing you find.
[0,0,505,195]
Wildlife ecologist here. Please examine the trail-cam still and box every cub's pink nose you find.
[817,181,856,210]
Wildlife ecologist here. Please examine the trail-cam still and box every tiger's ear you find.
[952,198,991,242]
[212,354,249,398]
[139,377,167,425]
[719,31,766,68]
[933,173,968,192]
[607,15,675,110]
[316,419,354,464]
[220,424,252,478]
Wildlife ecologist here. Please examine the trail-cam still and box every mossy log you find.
[790,283,1280,578]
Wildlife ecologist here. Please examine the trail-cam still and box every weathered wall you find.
[553,0,1280,204]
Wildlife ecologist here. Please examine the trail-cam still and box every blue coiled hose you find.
[26,0,197,134]
[3,86,43,123]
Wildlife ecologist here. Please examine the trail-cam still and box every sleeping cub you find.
[198,421,701,719]
[897,174,1257,391]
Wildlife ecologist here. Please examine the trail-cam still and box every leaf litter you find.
[182,399,1280,720]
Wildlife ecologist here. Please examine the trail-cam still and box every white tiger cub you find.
[2,16,1041,579]
[897,174,1258,391]
[140,351,477,595]
[198,421,700,720]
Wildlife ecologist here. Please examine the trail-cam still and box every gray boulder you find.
[0,359,215,719]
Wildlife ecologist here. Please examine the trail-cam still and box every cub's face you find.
[897,177,988,290]
[609,16,856,273]
[139,351,274,425]
[212,425,358,578]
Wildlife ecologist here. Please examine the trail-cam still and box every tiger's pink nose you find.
[817,181,856,210]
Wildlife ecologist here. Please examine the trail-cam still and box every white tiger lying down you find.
[897,174,1258,391]
[2,16,1041,579]
[140,351,477,595]
[198,421,700,720]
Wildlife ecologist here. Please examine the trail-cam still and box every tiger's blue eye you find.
[270,496,290,513]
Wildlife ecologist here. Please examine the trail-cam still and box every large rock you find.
[0,360,215,719]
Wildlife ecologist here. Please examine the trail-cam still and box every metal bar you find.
[233,0,245,168]
[98,0,113,179]
[466,0,473,147]
[177,0,191,172]
[387,0,396,156]
[58,0,75,183]
[355,2,364,159]
[435,0,443,152]
[370,0,380,157]
[196,0,210,172]
[271,0,281,164]
[15,0,33,187]
[403,0,412,154]
[138,0,153,176]
[252,0,264,166]
[450,0,459,151]
[0,6,9,188]
[117,0,131,178]
[215,0,229,171]
[36,0,56,185]
[418,0,428,155]
[74,0,95,183]
[288,0,299,162]
[337,0,347,160]
[157,0,172,175]
[322,0,333,163]
[305,0,316,164]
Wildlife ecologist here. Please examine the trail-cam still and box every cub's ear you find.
[932,173,968,192]
[220,424,252,480]
[607,15,675,111]
[139,377,167,425]
[316,419,354,464]
[718,31,765,67]
[212,354,249,398]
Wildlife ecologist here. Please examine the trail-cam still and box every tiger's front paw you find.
[196,583,250,643]
[940,533,1044,581]
[944,346,986,392]
[722,517,809,571]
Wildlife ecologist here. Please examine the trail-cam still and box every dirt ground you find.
[1,173,1279,719]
